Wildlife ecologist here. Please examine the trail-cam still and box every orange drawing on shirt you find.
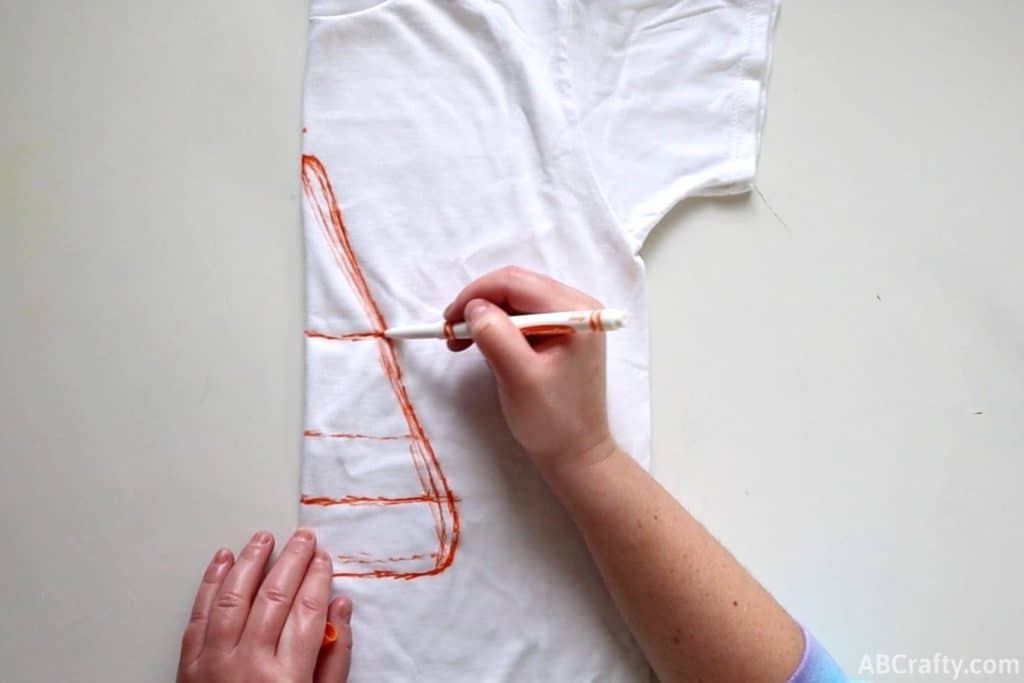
[304,330,383,342]
[300,154,460,579]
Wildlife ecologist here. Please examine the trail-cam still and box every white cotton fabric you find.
[299,1,778,679]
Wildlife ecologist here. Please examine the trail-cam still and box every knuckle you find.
[259,586,291,606]
[241,543,265,560]
[213,590,245,611]
[298,594,326,613]
[501,264,527,281]
[188,609,208,625]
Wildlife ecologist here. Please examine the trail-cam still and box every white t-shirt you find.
[299,1,778,679]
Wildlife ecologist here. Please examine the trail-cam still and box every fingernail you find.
[338,597,353,622]
[251,531,272,545]
[315,549,331,565]
[464,300,487,323]
[204,549,231,580]
[293,528,315,543]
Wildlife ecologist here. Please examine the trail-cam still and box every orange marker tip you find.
[321,622,339,648]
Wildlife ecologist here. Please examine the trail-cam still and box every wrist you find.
[537,435,623,495]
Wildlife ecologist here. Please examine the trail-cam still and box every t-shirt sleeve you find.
[788,626,849,683]
[564,0,780,247]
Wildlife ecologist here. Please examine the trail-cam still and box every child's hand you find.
[445,266,617,477]
[177,530,352,683]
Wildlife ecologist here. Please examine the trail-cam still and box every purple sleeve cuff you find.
[787,625,847,683]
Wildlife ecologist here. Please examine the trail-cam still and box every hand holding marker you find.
[384,309,627,341]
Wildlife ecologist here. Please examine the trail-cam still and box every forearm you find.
[542,444,804,683]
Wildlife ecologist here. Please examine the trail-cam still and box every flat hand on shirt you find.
[177,530,352,683]
[444,266,618,476]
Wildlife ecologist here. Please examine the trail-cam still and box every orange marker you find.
[321,622,338,648]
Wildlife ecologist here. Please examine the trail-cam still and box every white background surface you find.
[2,1,1021,680]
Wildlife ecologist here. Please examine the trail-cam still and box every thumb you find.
[464,299,536,385]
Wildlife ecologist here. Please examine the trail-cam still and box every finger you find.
[446,337,473,353]
[314,597,353,683]
[449,326,567,354]
[464,299,538,386]
[206,530,275,649]
[279,548,333,668]
[179,548,234,667]
[443,266,598,324]
[241,529,317,649]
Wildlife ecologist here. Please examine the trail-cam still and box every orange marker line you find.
[301,154,460,578]
[337,552,436,565]
[300,493,457,507]
[304,429,410,441]
[305,330,382,342]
